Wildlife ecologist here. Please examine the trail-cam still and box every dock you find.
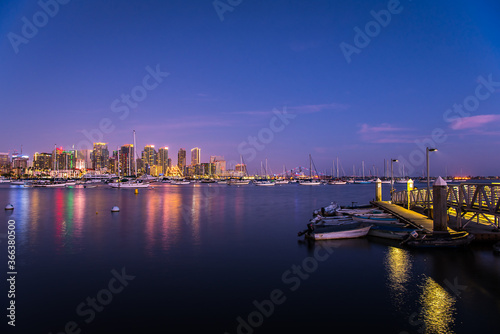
[370,201,453,233]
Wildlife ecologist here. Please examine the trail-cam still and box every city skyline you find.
[1,0,499,176]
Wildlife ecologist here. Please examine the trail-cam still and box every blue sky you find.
[1,0,499,176]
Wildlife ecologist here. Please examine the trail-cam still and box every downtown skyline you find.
[1,0,500,176]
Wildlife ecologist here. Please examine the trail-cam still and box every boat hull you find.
[305,224,371,240]
[406,231,474,248]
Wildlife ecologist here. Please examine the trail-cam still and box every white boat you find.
[328,180,347,185]
[227,178,251,185]
[352,215,403,225]
[109,181,150,188]
[274,179,289,185]
[301,222,372,240]
[253,179,275,186]
[170,180,191,185]
[10,180,25,185]
[299,179,321,185]
[217,180,228,185]
[46,182,67,188]
[0,177,10,183]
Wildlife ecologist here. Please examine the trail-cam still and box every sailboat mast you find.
[309,154,312,178]
[133,130,137,177]
[336,157,339,178]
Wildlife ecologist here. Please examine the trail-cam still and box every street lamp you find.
[390,159,398,198]
[426,147,438,217]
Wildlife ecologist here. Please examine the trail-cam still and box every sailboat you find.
[254,158,275,186]
[328,157,346,185]
[275,165,289,185]
[228,155,251,185]
[110,131,150,189]
[299,155,321,185]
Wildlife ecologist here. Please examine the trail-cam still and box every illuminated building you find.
[33,152,52,170]
[191,147,200,166]
[120,144,135,176]
[178,148,186,171]
[142,145,157,175]
[91,143,109,170]
[158,147,169,175]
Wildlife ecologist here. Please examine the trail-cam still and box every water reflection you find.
[384,246,412,308]
[418,276,456,334]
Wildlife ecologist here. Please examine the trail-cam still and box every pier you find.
[386,180,500,240]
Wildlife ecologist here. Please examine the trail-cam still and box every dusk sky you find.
[1,0,499,176]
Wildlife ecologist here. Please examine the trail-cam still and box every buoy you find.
[135,189,138,194]
[96,211,98,214]
[111,206,120,212]
[5,204,14,210]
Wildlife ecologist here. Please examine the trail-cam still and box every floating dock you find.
[371,201,452,233]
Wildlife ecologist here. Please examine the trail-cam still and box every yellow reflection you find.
[385,246,412,308]
[419,276,456,334]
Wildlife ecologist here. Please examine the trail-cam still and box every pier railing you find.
[392,183,500,229]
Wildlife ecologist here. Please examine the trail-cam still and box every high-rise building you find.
[191,147,200,166]
[210,156,226,175]
[142,145,157,175]
[91,143,109,171]
[158,147,169,175]
[75,149,92,169]
[178,148,186,171]
[0,153,10,169]
[120,144,135,176]
[33,153,52,170]
[235,163,247,176]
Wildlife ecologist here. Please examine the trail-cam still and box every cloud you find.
[357,123,414,143]
[232,103,349,116]
[450,114,500,130]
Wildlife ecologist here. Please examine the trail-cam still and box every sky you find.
[1,0,499,177]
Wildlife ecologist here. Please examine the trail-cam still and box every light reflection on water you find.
[385,246,412,309]
[418,276,456,334]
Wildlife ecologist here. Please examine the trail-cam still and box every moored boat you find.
[299,222,372,240]
[404,231,474,248]
[368,225,424,240]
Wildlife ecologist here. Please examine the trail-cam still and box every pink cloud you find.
[357,123,414,143]
[450,114,500,130]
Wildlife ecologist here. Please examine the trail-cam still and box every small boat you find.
[46,182,67,188]
[217,180,228,185]
[253,179,275,186]
[274,179,289,185]
[109,181,150,188]
[352,215,402,225]
[299,222,371,240]
[200,179,216,183]
[227,178,251,185]
[328,180,347,185]
[10,180,25,185]
[368,225,424,240]
[169,180,191,185]
[299,179,321,185]
[403,231,474,248]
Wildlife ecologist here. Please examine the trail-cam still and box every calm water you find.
[1,182,499,334]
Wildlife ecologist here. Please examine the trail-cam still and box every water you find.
[1,182,499,334]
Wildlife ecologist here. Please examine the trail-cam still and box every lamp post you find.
[426,147,437,217]
[390,159,398,198]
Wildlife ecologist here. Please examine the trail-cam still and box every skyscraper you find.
[158,147,169,175]
[191,147,200,166]
[178,148,186,171]
[142,145,157,175]
[33,153,52,170]
[91,143,109,170]
[120,144,135,176]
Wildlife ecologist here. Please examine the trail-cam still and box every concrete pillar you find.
[375,178,382,201]
[433,176,448,232]
[407,178,414,209]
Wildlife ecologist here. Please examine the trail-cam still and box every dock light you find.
[426,147,438,218]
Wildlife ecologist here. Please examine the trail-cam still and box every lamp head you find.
[427,147,437,152]
[391,159,398,162]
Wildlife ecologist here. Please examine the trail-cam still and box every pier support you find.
[433,176,448,232]
[375,178,382,202]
